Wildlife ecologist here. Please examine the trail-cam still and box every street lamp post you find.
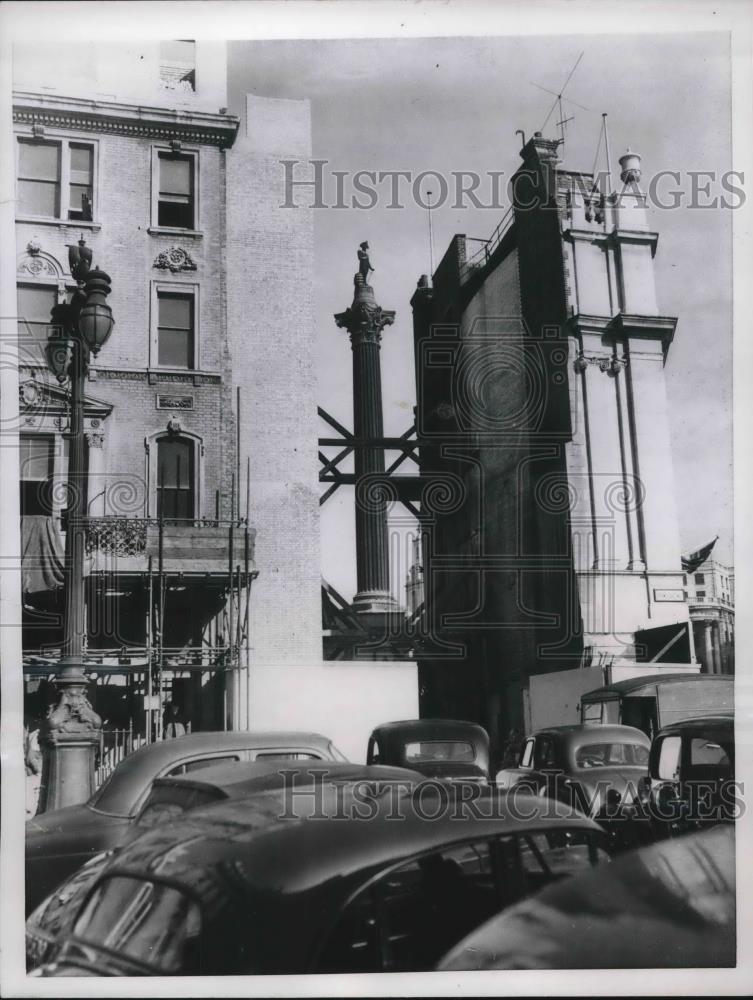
[37,238,114,814]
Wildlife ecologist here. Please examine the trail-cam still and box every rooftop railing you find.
[459,206,515,282]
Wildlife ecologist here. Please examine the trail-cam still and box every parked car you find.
[645,714,735,836]
[26,761,423,971]
[26,730,346,915]
[35,783,609,976]
[495,724,651,849]
[366,719,490,780]
[439,824,735,970]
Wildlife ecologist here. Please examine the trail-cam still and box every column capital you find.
[335,280,395,346]
[84,429,105,449]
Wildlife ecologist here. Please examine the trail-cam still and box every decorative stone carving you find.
[574,353,628,376]
[166,416,182,436]
[45,687,102,735]
[27,237,42,256]
[20,381,42,407]
[18,255,57,278]
[84,431,104,449]
[153,246,198,273]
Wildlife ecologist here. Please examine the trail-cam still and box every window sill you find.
[148,227,203,239]
[16,216,102,231]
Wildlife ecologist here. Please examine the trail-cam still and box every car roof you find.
[370,719,489,740]
[149,761,424,796]
[529,724,650,743]
[656,715,734,735]
[88,731,338,817]
[106,784,602,902]
[581,673,733,701]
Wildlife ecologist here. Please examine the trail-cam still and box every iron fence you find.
[95,724,148,788]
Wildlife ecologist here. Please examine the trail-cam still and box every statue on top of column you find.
[355,241,374,287]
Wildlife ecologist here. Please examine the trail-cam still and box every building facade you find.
[411,133,693,746]
[14,41,250,740]
[684,556,734,674]
[11,40,416,763]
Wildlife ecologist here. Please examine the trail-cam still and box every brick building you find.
[411,133,693,746]
[12,41,416,759]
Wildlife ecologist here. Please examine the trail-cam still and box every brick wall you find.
[225,95,320,668]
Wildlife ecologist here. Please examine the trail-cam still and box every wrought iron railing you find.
[83,516,248,557]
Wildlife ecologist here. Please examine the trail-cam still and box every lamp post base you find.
[37,671,101,814]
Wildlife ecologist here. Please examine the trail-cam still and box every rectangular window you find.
[17,138,95,221]
[17,140,60,217]
[157,153,194,229]
[68,143,94,220]
[17,284,58,346]
[697,590,706,598]
[157,292,194,368]
[695,573,705,584]
[20,434,54,515]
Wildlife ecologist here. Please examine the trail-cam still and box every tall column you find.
[335,250,398,614]
[703,622,714,674]
[711,622,722,675]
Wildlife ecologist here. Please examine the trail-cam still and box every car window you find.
[403,741,475,763]
[253,751,323,761]
[134,786,225,830]
[656,735,682,781]
[367,737,380,764]
[166,754,241,777]
[575,742,649,768]
[689,738,732,770]
[520,739,534,768]
[73,876,202,974]
[533,737,557,769]
[316,840,497,973]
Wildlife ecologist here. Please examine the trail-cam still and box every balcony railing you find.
[82,517,255,575]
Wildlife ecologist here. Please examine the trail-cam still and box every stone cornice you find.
[13,91,239,148]
[569,312,677,351]
[562,227,658,258]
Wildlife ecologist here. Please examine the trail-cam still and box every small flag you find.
[682,536,718,574]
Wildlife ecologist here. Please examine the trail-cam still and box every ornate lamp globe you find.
[78,268,114,355]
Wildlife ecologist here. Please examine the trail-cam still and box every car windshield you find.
[404,741,475,763]
[73,876,201,973]
[575,742,649,768]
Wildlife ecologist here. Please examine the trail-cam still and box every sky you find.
[230,31,734,602]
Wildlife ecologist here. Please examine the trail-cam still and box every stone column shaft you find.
[335,277,397,614]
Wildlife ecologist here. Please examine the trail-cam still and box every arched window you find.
[156,436,194,520]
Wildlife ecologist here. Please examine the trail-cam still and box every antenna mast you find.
[532,51,587,153]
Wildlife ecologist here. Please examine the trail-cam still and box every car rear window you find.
[404,741,475,763]
[575,742,649,768]
[73,876,201,973]
[689,738,733,770]
[134,785,225,830]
